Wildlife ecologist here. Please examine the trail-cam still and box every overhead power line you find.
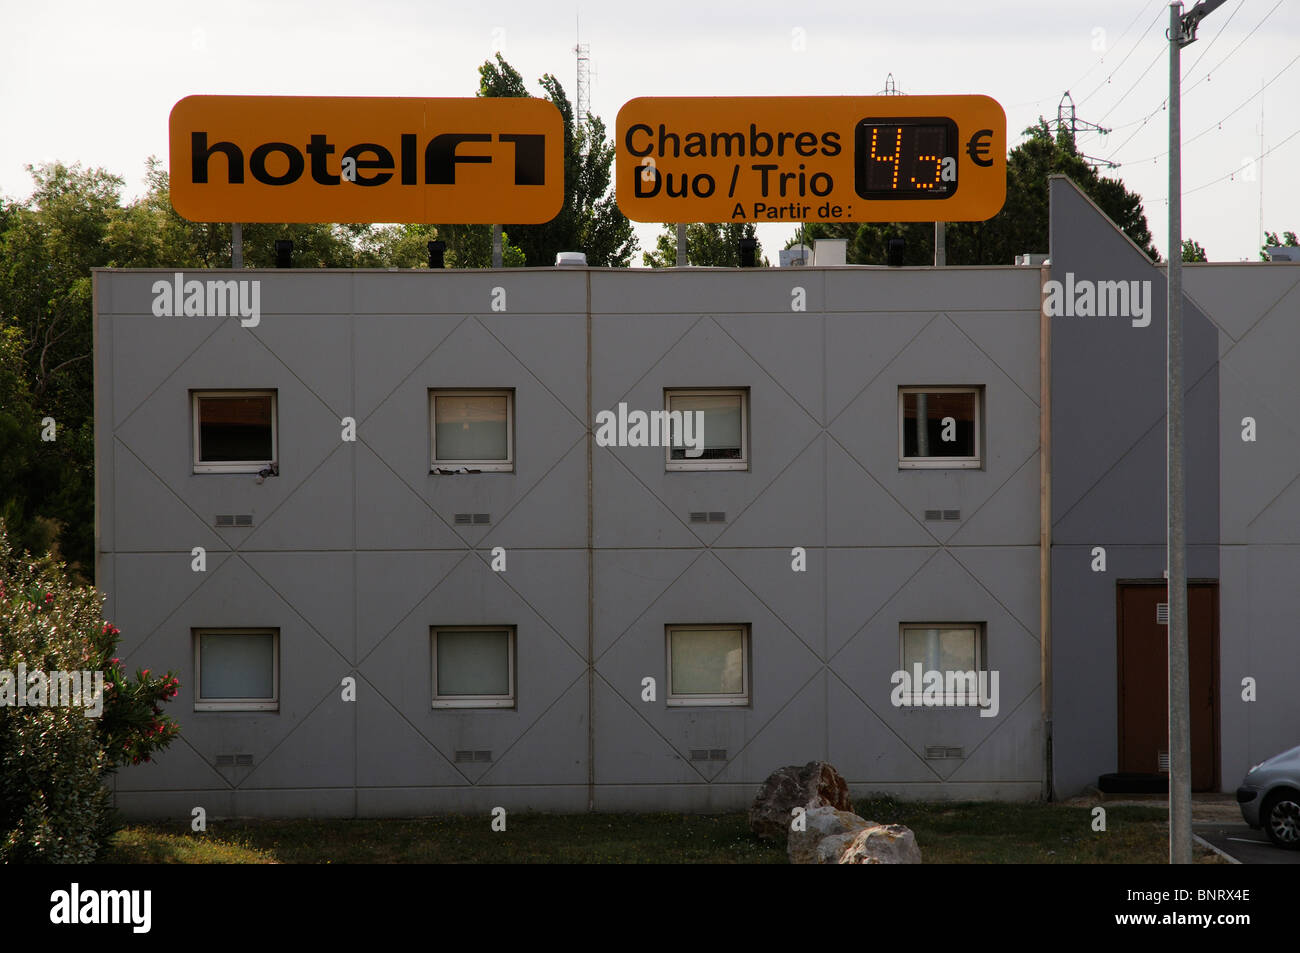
[1182,124,1300,197]
[1006,1,1163,110]
[1075,3,1167,106]
[1103,0,1283,165]
[1117,52,1300,166]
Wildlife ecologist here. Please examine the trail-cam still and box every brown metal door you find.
[1117,582,1219,790]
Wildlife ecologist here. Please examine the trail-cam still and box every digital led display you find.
[855,118,960,200]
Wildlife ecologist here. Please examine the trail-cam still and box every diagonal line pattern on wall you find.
[473,670,591,785]
[825,549,942,666]
[947,311,1042,408]
[694,667,825,780]
[590,669,717,784]
[111,318,231,431]
[712,318,825,426]
[1052,360,1218,530]
[826,312,943,430]
[826,666,946,782]
[354,551,474,669]
[475,316,588,429]
[592,549,709,665]
[356,315,471,428]
[826,431,942,545]
[607,313,709,408]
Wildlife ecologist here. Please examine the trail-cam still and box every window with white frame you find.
[432,627,516,708]
[666,624,749,706]
[899,623,986,706]
[194,628,279,711]
[664,389,747,471]
[192,391,277,473]
[430,390,513,472]
[898,387,981,468]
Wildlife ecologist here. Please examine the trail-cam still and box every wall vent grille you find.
[942,509,961,521]
[215,753,253,767]
[1158,751,1170,772]
[924,745,965,759]
[689,512,727,523]
[454,750,493,763]
[924,510,942,521]
[1156,603,1169,625]
[689,749,728,761]
[215,514,253,528]
[454,513,491,525]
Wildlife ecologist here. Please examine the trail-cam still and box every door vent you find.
[942,509,961,521]
[454,513,491,525]
[215,514,254,528]
[925,745,965,759]
[689,749,728,761]
[1158,751,1170,772]
[215,753,253,767]
[689,512,707,523]
[924,509,942,521]
[454,750,492,763]
[1156,603,1169,625]
[215,754,234,767]
[235,753,253,767]
[708,512,726,523]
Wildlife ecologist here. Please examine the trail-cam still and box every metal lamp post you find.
[1166,0,1225,865]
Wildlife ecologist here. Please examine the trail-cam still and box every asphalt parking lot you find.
[1194,822,1300,865]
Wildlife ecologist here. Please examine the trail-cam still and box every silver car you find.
[1237,744,1300,850]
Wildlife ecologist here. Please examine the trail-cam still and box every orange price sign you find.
[615,95,1006,224]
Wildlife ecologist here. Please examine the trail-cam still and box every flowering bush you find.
[0,525,180,861]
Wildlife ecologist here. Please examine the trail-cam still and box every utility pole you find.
[1166,0,1226,866]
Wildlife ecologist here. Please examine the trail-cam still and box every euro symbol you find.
[966,129,994,167]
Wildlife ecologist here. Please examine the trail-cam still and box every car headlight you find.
[1247,763,1263,774]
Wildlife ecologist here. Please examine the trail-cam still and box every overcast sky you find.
[4,0,1297,262]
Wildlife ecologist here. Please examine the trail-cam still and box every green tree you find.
[0,163,125,573]
[1260,230,1298,260]
[642,222,764,267]
[473,54,636,267]
[1182,238,1208,262]
[0,526,181,861]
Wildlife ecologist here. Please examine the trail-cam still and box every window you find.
[432,627,516,708]
[194,628,279,711]
[666,624,749,706]
[192,390,277,473]
[664,389,748,471]
[431,390,513,472]
[899,623,985,706]
[898,387,981,468]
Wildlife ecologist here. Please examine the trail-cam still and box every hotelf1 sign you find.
[616,95,1006,224]
[169,95,564,224]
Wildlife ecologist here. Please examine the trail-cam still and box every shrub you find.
[0,525,180,862]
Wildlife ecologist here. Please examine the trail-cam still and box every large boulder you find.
[749,761,853,842]
[814,822,922,865]
[787,806,874,864]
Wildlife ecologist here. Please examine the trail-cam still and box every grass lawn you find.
[99,797,1225,864]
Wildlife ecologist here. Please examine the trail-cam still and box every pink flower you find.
[43,592,53,604]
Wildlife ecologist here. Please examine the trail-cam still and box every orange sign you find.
[169,96,564,224]
[616,96,1006,223]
